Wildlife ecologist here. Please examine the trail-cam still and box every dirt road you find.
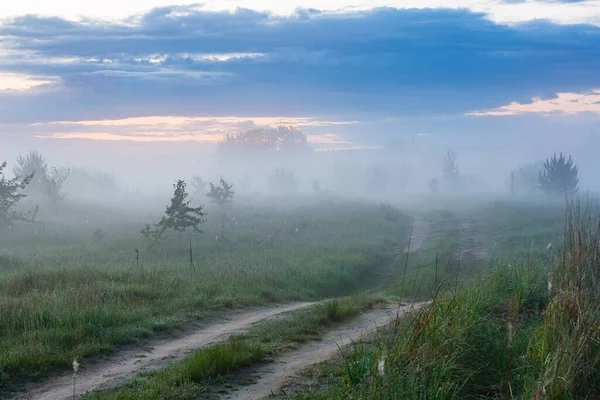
[405,216,431,254]
[457,219,488,262]
[20,302,314,400]
[224,302,426,400]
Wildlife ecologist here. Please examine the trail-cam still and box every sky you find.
[1,0,600,157]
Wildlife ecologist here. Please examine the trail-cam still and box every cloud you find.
[3,0,600,25]
[27,115,359,147]
[0,72,58,91]
[467,89,600,116]
[0,5,599,137]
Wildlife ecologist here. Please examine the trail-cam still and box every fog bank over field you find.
[3,123,600,208]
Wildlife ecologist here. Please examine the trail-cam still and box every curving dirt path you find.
[19,302,314,400]
[405,216,431,254]
[224,302,427,400]
[457,219,488,262]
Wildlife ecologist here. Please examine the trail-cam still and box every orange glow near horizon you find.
[36,115,360,128]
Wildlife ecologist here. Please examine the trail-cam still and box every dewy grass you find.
[84,294,381,400]
[0,201,410,393]
[291,200,600,400]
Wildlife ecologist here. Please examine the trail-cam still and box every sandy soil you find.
[224,302,427,400]
[19,302,314,400]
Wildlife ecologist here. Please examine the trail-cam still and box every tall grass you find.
[295,200,600,399]
[0,201,409,393]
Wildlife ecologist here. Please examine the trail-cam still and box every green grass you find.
[286,200,600,400]
[84,294,384,400]
[477,200,566,261]
[0,200,410,393]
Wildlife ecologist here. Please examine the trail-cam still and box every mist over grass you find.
[0,198,410,393]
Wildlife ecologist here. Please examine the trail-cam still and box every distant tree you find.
[0,161,38,226]
[428,178,439,194]
[538,153,579,196]
[240,171,251,193]
[42,166,70,206]
[510,161,544,195]
[191,175,207,199]
[13,150,47,195]
[141,180,205,250]
[220,126,312,154]
[366,164,390,193]
[312,179,321,194]
[443,149,460,189]
[66,166,119,195]
[206,178,234,237]
[268,168,299,193]
[206,178,235,208]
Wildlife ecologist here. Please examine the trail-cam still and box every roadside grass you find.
[477,200,566,261]
[83,293,386,400]
[0,200,410,393]
[285,200,600,399]
[382,209,463,300]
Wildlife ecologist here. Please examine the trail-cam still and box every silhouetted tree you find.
[539,153,579,196]
[510,161,544,195]
[366,164,390,193]
[141,180,205,249]
[191,175,207,199]
[66,166,119,195]
[206,178,235,207]
[268,168,299,193]
[220,126,312,154]
[0,161,38,226]
[13,150,47,195]
[206,178,234,237]
[442,149,462,192]
[42,166,70,206]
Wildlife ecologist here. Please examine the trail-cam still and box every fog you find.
[3,124,599,220]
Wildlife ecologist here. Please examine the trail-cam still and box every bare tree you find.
[443,149,460,189]
[13,150,47,195]
[42,166,70,206]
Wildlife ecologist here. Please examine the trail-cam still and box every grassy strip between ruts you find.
[83,293,388,400]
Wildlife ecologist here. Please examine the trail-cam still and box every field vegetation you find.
[0,196,410,392]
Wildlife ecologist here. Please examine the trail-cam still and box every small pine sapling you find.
[538,153,579,196]
[141,180,206,250]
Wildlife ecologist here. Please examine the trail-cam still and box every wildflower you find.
[547,243,553,250]
[547,279,552,294]
[73,359,79,373]
[378,357,385,376]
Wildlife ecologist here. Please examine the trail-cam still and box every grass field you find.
[5,192,598,399]
[0,197,410,393]
[285,200,600,400]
